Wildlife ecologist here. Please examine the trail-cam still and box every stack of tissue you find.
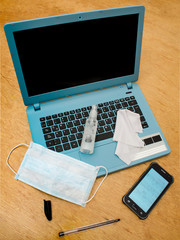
[113,109,144,165]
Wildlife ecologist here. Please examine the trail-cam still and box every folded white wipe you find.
[113,109,144,165]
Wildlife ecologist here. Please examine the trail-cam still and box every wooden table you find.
[1,0,179,239]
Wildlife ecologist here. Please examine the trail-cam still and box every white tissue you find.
[113,109,144,165]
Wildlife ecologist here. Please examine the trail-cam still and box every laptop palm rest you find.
[78,142,123,176]
[66,132,168,177]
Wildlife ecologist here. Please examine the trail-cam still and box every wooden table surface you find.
[1,0,180,239]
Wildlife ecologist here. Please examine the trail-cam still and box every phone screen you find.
[128,168,169,212]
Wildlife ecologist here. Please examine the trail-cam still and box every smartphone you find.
[122,162,174,219]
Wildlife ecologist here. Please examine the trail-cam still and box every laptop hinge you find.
[33,103,41,111]
[126,82,133,89]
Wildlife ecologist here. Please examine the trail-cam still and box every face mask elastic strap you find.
[6,143,29,174]
[85,166,108,204]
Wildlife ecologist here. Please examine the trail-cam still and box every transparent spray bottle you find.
[80,105,98,154]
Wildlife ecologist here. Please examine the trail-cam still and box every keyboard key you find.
[112,117,116,123]
[68,115,75,121]
[61,136,68,143]
[97,115,101,120]
[78,139,82,146]
[75,113,82,119]
[122,102,128,108]
[46,116,52,120]
[97,127,104,133]
[64,111,69,115]
[54,138,61,145]
[95,131,113,142]
[152,135,162,142]
[142,122,148,128]
[59,123,66,130]
[54,118,60,124]
[99,120,105,126]
[47,120,53,126]
[44,133,55,140]
[76,133,83,139]
[115,103,122,109]
[104,125,111,132]
[67,122,73,128]
[78,126,84,132]
[55,131,63,138]
[75,109,81,113]
[82,112,89,117]
[70,127,77,134]
[61,117,68,122]
[101,113,108,119]
[41,122,46,128]
[128,100,137,106]
[104,102,109,106]
[55,145,63,152]
[98,108,102,114]
[52,114,58,118]
[134,105,142,115]
[74,120,80,126]
[46,140,55,147]
[109,101,114,105]
[144,137,153,145]
[140,116,145,122]
[81,119,86,124]
[63,143,71,151]
[70,141,78,148]
[63,129,70,135]
[102,107,109,112]
[70,110,75,114]
[52,125,59,132]
[40,117,45,121]
[105,118,112,124]
[109,105,115,111]
[111,123,115,130]
[127,107,134,112]
[43,127,51,134]
[98,103,103,107]
[69,135,76,141]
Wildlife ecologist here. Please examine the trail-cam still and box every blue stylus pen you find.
[59,218,120,237]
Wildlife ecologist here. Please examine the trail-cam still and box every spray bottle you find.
[80,105,98,154]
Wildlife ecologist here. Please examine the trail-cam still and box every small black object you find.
[44,200,52,221]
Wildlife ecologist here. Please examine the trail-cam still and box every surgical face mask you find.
[7,142,108,206]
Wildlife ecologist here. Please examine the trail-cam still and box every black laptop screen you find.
[13,14,138,97]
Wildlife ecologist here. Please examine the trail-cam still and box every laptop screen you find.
[13,14,138,97]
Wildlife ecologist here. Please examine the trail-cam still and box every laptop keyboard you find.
[40,96,149,152]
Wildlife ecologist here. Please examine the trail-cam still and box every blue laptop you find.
[4,5,170,176]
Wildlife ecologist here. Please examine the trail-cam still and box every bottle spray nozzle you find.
[89,105,97,119]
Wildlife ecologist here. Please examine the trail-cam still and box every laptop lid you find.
[4,5,144,106]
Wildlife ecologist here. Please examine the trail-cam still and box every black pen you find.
[59,218,120,237]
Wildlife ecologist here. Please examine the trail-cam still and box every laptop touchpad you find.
[78,142,118,167]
